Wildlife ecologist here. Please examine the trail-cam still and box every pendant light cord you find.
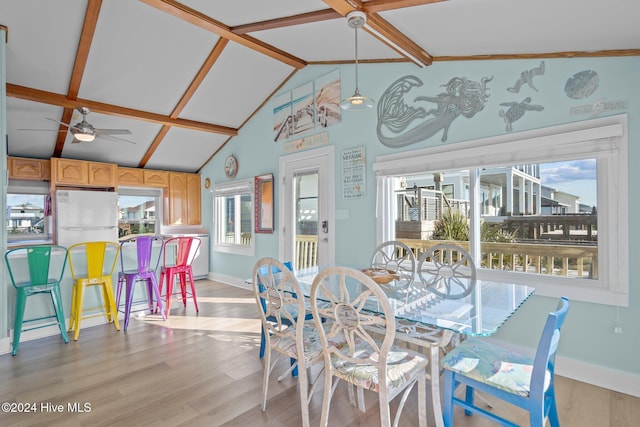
[354,23,360,93]
[340,11,374,109]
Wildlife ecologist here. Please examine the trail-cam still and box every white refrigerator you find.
[56,190,119,248]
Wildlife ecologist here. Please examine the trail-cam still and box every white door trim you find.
[279,145,335,266]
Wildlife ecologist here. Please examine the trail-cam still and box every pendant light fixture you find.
[340,11,374,111]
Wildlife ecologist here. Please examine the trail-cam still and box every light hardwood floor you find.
[0,280,638,427]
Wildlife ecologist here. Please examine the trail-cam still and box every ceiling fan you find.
[20,107,135,144]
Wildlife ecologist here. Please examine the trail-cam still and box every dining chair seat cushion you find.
[441,337,551,398]
[271,323,346,360]
[270,324,322,359]
[331,342,428,395]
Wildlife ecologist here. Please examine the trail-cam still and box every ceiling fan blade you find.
[45,117,72,127]
[17,128,67,132]
[95,128,132,135]
[99,134,137,144]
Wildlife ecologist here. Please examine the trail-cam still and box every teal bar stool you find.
[5,245,69,356]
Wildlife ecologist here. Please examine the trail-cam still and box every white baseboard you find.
[208,272,251,291]
[483,337,640,398]
[0,336,11,355]
[555,355,640,398]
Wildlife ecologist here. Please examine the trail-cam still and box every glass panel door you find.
[294,171,318,269]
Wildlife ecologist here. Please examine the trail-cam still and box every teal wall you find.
[1,27,8,340]
[201,56,640,377]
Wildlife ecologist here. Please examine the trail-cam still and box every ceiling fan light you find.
[73,131,96,142]
[70,115,98,142]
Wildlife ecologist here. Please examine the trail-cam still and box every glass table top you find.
[295,266,535,336]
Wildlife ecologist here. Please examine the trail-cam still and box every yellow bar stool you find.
[67,241,121,340]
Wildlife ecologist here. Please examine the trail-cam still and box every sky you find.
[7,194,45,208]
[540,159,597,207]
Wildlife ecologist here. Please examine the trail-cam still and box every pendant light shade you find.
[340,11,374,111]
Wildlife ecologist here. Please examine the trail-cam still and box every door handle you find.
[322,220,328,233]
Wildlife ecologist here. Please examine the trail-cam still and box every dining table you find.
[293,265,535,427]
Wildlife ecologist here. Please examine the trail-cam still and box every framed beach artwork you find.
[255,173,274,233]
[273,92,292,142]
[273,69,341,142]
[315,70,341,128]
[292,82,315,136]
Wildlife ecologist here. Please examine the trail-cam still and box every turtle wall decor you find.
[499,97,544,132]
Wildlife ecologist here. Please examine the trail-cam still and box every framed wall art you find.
[272,69,341,143]
[273,92,292,142]
[255,173,274,233]
[342,145,366,199]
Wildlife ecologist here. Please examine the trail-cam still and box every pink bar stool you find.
[160,236,201,316]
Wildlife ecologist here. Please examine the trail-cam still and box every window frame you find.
[213,178,255,256]
[6,180,52,245]
[117,186,163,239]
[374,114,628,307]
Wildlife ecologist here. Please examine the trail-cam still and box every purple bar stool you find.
[116,235,165,330]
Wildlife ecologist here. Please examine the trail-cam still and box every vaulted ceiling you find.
[2,0,638,172]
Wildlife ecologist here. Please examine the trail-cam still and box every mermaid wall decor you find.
[376,75,493,148]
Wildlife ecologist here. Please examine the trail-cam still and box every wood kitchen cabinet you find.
[186,173,202,224]
[88,162,117,187]
[143,170,169,188]
[52,158,88,185]
[51,158,117,188]
[117,167,169,188]
[166,172,201,225]
[8,156,50,181]
[117,167,144,186]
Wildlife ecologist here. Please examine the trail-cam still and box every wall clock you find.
[224,154,238,179]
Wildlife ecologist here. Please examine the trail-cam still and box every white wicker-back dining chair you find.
[416,243,477,299]
[393,243,479,427]
[252,257,323,427]
[370,240,417,289]
[310,266,428,427]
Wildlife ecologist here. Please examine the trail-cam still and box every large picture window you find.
[213,179,254,256]
[374,115,628,306]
